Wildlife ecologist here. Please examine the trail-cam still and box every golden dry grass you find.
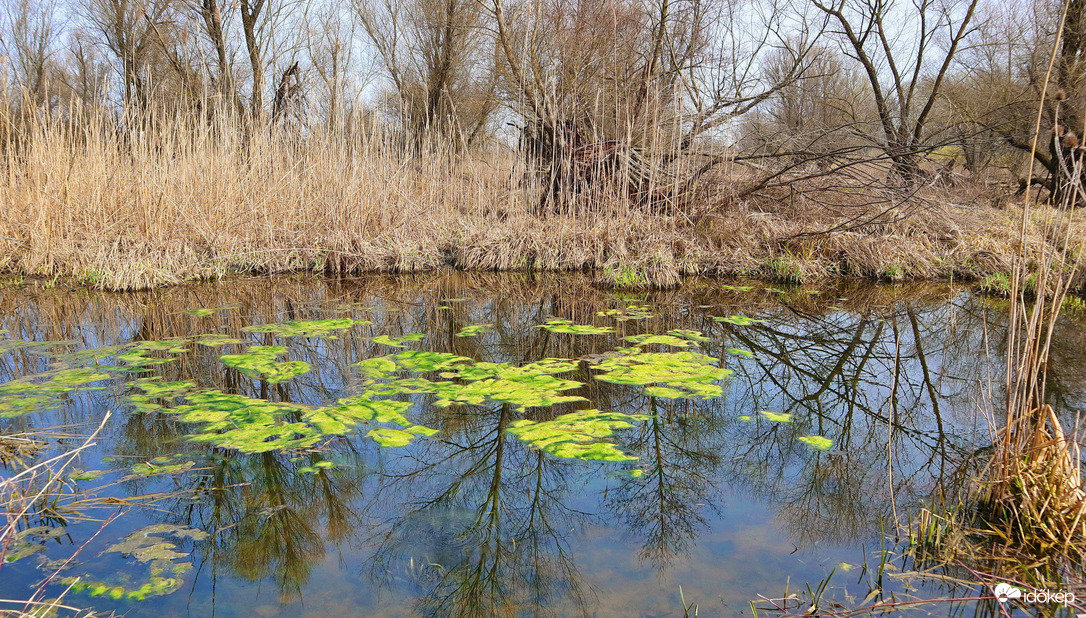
[978,406,1086,557]
[0,112,1080,291]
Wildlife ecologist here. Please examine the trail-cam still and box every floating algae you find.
[507,410,649,462]
[220,345,311,384]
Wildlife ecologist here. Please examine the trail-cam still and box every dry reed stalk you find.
[0,100,1083,291]
[0,415,113,617]
[0,432,43,468]
[978,405,1086,559]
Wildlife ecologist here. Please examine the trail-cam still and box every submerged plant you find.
[713,315,763,326]
[115,339,190,369]
[0,338,72,355]
[537,319,615,335]
[38,343,125,365]
[622,333,695,348]
[297,460,336,474]
[357,349,472,376]
[597,305,654,321]
[243,318,369,338]
[433,375,585,410]
[507,410,648,461]
[798,435,833,450]
[131,456,196,476]
[174,391,327,452]
[0,368,110,417]
[456,324,492,337]
[4,526,68,563]
[61,524,208,601]
[195,333,244,347]
[220,345,311,384]
[367,425,439,447]
[129,378,197,413]
[591,349,731,399]
[153,388,439,453]
[432,359,586,410]
[667,329,710,342]
[357,352,590,410]
[372,333,426,347]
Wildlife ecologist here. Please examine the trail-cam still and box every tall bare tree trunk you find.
[241,0,266,121]
[1050,0,1086,205]
[197,0,240,113]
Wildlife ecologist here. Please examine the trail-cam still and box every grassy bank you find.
[0,114,1079,291]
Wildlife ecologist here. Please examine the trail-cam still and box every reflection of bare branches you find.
[367,405,593,617]
[711,295,997,544]
[158,445,371,604]
[603,408,725,568]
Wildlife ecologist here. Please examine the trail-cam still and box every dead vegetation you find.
[0,109,1078,292]
[0,418,115,618]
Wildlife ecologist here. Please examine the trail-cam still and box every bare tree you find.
[2,0,64,108]
[83,0,176,108]
[949,0,1086,200]
[488,0,816,211]
[240,0,266,118]
[746,41,867,162]
[940,3,1035,174]
[677,0,817,147]
[63,28,112,111]
[303,5,357,130]
[185,0,240,111]
[813,0,982,182]
[354,0,496,148]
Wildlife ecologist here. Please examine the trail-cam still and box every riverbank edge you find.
[0,259,1060,298]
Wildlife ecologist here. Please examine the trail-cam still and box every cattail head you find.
[1054,124,1066,137]
[1055,89,1068,101]
[1063,131,1079,149]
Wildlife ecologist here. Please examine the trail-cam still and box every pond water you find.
[1,272,1084,617]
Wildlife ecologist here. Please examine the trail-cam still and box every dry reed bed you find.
[0,119,1078,291]
[978,406,1086,559]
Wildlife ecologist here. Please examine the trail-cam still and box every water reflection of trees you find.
[602,402,727,568]
[110,426,371,604]
[703,294,997,544]
[6,274,1086,614]
[367,403,593,617]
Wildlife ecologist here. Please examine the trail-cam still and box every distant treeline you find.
[2,0,1084,188]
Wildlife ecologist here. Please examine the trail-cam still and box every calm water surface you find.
[2,272,1084,617]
